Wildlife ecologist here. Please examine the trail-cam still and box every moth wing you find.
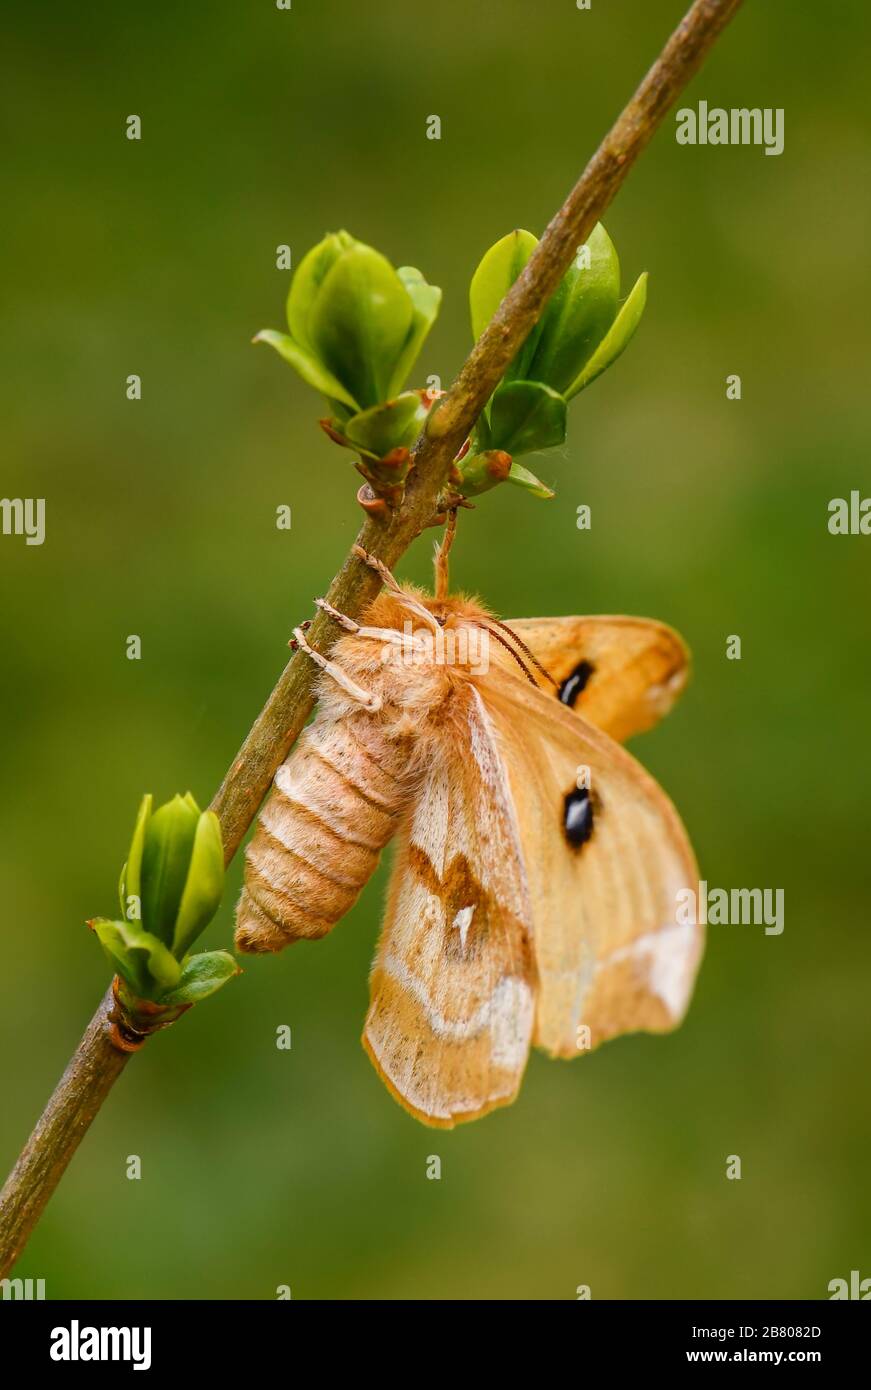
[483,667,703,1058]
[363,683,536,1128]
[504,615,689,742]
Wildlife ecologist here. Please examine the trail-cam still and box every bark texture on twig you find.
[0,988,129,1276]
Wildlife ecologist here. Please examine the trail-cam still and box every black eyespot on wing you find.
[558,659,595,708]
[564,787,595,848]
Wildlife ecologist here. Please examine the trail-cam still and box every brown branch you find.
[0,0,744,1278]
[0,989,130,1275]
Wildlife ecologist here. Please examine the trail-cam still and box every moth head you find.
[422,592,493,630]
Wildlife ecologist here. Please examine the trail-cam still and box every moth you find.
[235,540,703,1127]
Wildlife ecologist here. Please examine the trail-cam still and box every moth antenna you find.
[474,621,539,687]
[353,545,401,591]
[488,618,558,689]
[433,508,458,602]
[352,544,439,632]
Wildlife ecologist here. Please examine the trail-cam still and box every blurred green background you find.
[2,0,869,1300]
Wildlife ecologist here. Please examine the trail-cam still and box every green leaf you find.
[470,229,537,342]
[119,793,152,919]
[566,271,647,398]
[387,267,442,399]
[140,794,200,946]
[489,380,567,456]
[172,811,225,958]
[91,918,182,998]
[343,392,429,459]
[309,244,414,408]
[469,229,541,380]
[527,222,620,395]
[506,461,555,500]
[118,861,127,923]
[286,231,352,354]
[160,950,240,1005]
[326,397,355,425]
[253,330,359,411]
[470,416,492,451]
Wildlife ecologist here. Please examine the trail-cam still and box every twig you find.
[0,0,744,1278]
[0,988,131,1277]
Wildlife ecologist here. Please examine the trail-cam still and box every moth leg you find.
[292,626,382,712]
[314,598,359,633]
[315,597,406,647]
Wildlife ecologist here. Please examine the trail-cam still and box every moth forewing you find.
[363,683,537,1128]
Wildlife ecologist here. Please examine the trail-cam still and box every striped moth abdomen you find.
[236,704,411,953]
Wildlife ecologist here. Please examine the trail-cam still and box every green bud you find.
[92,794,230,1008]
[139,794,200,946]
[468,222,647,472]
[127,792,225,954]
[171,810,225,958]
[286,231,353,354]
[308,242,413,407]
[341,391,431,460]
[258,232,441,415]
[90,918,182,1000]
[455,449,513,497]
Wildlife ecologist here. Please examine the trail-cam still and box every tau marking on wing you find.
[451,904,476,954]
